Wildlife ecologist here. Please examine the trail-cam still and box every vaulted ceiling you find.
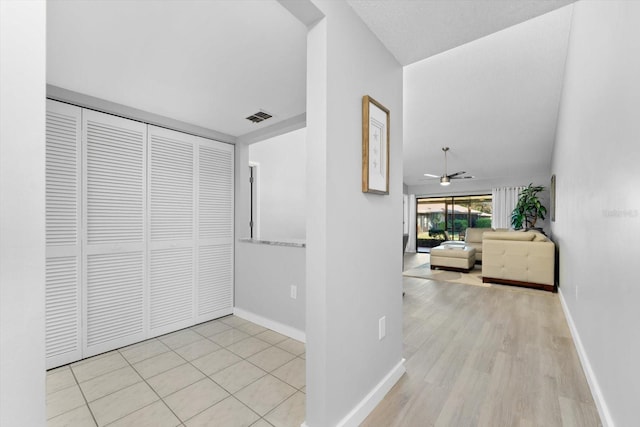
[48,0,576,191]
[347,0,575,65]
[347,0,575,191]
[400,4,574,189]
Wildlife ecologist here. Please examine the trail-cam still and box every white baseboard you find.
[335,358,406,427]
[299,359,406,427]
[558,288,614,427]
[233,307,305,343]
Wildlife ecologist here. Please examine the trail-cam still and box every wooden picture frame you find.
[362,95,390,194]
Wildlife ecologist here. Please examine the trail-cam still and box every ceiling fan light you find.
[440,176,450,186]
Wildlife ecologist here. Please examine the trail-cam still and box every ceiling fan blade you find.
[447,171,466,178]
[423,173,439,178]
[452,175,474,179]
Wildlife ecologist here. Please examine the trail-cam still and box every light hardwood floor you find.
[363,253,601,427]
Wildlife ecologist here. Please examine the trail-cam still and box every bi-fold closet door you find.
[147,125,235,336]
[45,100,234,369]
[82,109,148,357]
[45,100,83,368]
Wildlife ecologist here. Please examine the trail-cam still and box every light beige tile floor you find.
[46,316,306,427]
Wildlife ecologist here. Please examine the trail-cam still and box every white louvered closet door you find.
[147,126,195,336]
[83,110,147,357]
[46,100,82,369]
[196,138,234,323]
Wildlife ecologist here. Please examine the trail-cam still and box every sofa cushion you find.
[465,227,493,243]
[532,232,548,242]
[483,231,536,241]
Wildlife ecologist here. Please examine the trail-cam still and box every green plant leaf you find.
[511,183,547,229]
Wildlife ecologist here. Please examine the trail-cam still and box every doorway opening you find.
[416,194,492,253]
[249,163,259,239]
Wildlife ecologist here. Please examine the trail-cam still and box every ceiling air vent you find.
[245,111,273,124]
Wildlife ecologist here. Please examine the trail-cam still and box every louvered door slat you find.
[45,100,82,369]
[86,252,144,348]
[47,104,80,247]
[196,140,234,323]
[46,256,80,359]
[83,110,146,357]
[149,130,194,241]
[199,145,233,240]
[86,113,145,245]
[198,244,233,316]
[147,126,196,335]
[150,248,193,330]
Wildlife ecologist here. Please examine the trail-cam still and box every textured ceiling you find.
[348,0,575,65]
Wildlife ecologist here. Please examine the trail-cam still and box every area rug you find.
[403,262,490,288]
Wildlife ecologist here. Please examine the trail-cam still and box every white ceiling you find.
[347,0,575,66]
[48,0,576,191]
[401,4,573,189]
[47,0,307,138]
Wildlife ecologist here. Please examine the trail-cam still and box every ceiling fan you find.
[423,147,474,186]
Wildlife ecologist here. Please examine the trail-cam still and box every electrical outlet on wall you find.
[379,316,386,340]
[290,285,297,300]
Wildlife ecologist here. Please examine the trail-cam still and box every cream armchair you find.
[481,231,556,292]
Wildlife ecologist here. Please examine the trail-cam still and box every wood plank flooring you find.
[362,253,601,427]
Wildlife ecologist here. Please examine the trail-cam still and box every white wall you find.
[551,2,640,426]
[0,1,46,425]
[235,138,306,339]
[238,127,307,336]
[305,1,404,425]
[249,128,306,240]
[235,242,305,339]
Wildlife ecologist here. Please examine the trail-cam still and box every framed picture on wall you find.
[550,174,556,222]
[362,95,390,195]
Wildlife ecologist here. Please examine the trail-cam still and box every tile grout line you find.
[177,327,269,424]
[176,321,304,425]
[261,387,303,424]
[123,322,267,425]
[71,328,227,425]
[47,317,304,426]
[223,343,302,424]
[68,364,100,427]
[73,364,147,412]
[117,346,191,426]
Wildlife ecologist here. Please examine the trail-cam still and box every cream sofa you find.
[464,227,511,261]
[481,231,556,292]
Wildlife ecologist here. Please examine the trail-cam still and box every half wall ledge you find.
[238,238,306,248]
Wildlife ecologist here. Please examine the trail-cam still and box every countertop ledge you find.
[238,238,306,248]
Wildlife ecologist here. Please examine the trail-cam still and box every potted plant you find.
[511,183,547,230]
